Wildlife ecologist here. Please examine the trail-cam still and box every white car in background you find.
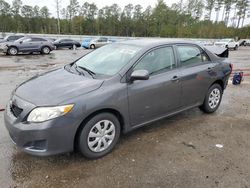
[214,39,239,50]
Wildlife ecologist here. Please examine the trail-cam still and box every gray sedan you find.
[4,39,232,159]
[0,37,55,55]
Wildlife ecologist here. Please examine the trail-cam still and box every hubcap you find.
[208,88,221,109]
[10,48,17,55]
[43,47,49,54]
[87,120,115,153]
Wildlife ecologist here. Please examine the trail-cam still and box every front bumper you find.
[0,46,8,53]
[4,95,80,156]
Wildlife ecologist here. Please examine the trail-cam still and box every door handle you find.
[171,76,180,82]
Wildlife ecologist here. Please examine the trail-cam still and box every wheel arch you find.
[41,45,51,51]
[8,45,18,50]
[73,108,125,151]
[211,79,224,91]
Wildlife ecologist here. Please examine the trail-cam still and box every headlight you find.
[27,104,74,123]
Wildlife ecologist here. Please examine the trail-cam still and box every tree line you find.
[0,0,250,39]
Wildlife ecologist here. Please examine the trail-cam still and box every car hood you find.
[214,42,227,45]
[14,68,104,106]
[3,41,18,45]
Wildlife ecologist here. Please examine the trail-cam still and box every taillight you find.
[229,63,233,73]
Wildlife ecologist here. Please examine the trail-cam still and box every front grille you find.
[10,104,23,117]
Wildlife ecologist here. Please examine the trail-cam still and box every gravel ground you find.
[0,47,249,188]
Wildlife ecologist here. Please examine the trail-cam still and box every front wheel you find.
[234,45,238,50]
[200,84,223,113]
[8,47,18,56]
[90,44,95,49]
[78,113,121,159]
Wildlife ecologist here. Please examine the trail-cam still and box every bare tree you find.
[55,0,61,34]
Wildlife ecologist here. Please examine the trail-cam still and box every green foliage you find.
[0,0,250,39]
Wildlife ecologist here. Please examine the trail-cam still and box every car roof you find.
[118,39,202,48]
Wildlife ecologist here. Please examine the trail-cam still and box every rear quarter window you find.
[177,45,210,66]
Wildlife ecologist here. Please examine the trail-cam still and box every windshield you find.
[54,39,62,42]
[75,44,142,76]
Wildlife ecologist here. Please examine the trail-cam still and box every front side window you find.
[8,36,16,41]
[23,38,32,43]
[177,45,203,66]
[134,47,175,75]
[75,44,142,76]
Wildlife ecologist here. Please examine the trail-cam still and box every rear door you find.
[128,46,182,126]
[29,38,46,51]
[175,44,216,107]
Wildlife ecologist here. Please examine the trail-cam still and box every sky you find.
[6,0,178,12]
[5,0,250,26]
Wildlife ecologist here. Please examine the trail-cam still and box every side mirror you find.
[130,70,149,81]
[19,41,23,44]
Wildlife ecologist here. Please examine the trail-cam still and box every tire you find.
[234,45,238,50]
[41,46,51,54]
[199,84,223,113]
[78,113,121,159]
[90,44,95,49]
[8,47,18,56]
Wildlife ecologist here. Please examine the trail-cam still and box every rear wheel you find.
[78,113,120,159]
[8,47,18,56]
[41,46,51,54]
[200,84,223,113]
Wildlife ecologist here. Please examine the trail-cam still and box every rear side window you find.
[134,47,176,75]
[32,38,47,42]
[177,45,203,66]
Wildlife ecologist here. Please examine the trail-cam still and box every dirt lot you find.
[0,47,250,188]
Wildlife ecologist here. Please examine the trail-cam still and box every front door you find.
[128,46,182,126]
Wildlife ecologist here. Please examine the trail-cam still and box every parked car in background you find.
[53,39,81,49]
[0,36,55,55]
[214,38,239,50]
[238,39,247,46]
[244,39,250,46]
[87,37,113,49]
[0,35,24,43]
[4,39,232,159]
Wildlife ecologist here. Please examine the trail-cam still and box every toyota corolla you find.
[4,39,232,159]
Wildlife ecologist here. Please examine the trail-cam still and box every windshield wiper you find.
[77,65,96,78]
[72,64,85,76]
